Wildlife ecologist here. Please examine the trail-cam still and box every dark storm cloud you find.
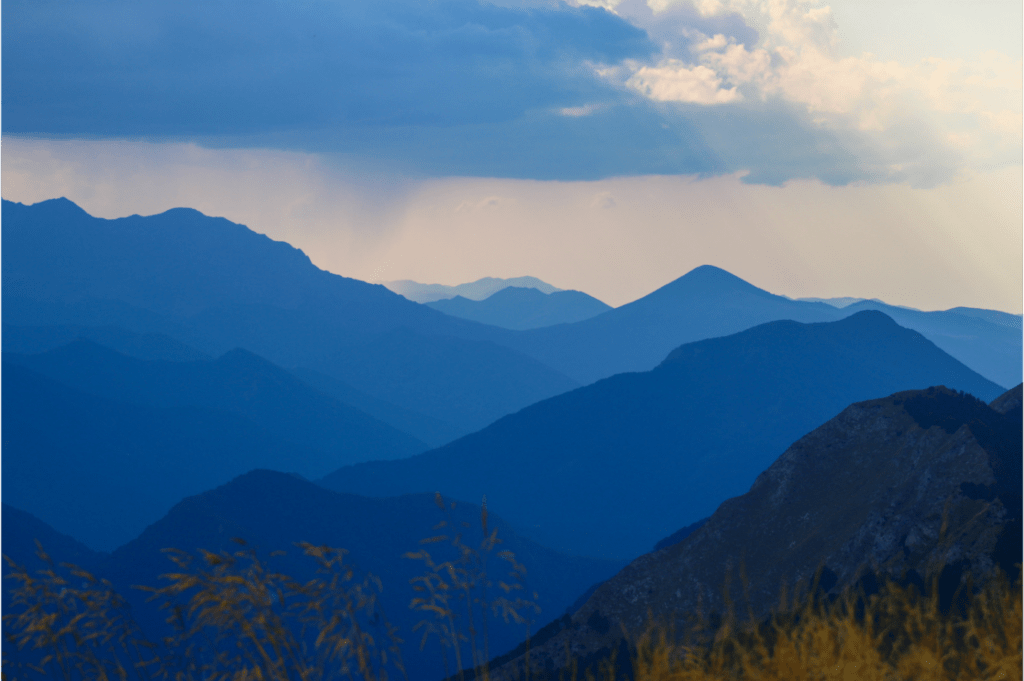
[3,0,653,133]
[2,0,874,183]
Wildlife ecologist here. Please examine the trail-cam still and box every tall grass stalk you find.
[2,543,157,681]
[405,494,538,681]
[3,540,407,681]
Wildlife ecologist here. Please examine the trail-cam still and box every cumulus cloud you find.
[606,0,1022,183]
[627,61,742,103]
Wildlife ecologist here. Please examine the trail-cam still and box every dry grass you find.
[3,540,406,681]
[2,544,155,681]
[628,567,1022,681]
[4,504,1020,681]
[404,494,539,681]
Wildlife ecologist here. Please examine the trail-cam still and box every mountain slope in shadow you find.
[320,311,1005,561]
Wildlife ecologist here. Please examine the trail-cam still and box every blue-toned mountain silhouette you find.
[826,299,1022,389]
[500,265,1021,388]
[427,287,612,330]
[3,323,211,361]
[320,311,1005,560]
[386,276,562,303]
[289,366,465,447]
[5,338,428,461]
[5,197,1016,438]
[1,471,624,681]
[4,355,417,551]
[2,198,578,436]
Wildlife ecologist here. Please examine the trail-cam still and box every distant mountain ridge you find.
[489,383,1023,678]
[499,265,1022,388]
[385,276,563,303]
[427,287,612,330]
[5,198,1018,437]
[320,311,1005,560]
[5,339,428,464]
[2,198,579,437]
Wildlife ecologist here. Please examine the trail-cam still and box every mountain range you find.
[426,287,612,330]
[385,276,563,303]
[488,383,1022,678]
[320,311,1005,560]
[5,198,1018,447]
[2,198,579,436]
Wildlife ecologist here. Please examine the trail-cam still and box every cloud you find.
[3,0,654,134]
[2,0,1018,185]
[601,0,1022,183]
[627,61,742,103]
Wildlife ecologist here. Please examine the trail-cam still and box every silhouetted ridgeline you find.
[320,311,1004,561]
[5,199,1018,441]
[427,287,612,330]
[2,197,578,437]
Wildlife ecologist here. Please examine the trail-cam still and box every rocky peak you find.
[490,384,1022,679]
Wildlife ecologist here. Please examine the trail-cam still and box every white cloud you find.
[611,0,1022,178]
[627,60,742,103]
[558,104,604,117]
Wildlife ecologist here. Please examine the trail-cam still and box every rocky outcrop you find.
[489,384,1022,679]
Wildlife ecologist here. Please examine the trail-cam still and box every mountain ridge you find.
[320,311,1005,560]
[488,382,1023,678]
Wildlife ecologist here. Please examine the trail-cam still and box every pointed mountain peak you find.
[990,383,1023,414]
[3,196,92,218]
[640,265,773,304]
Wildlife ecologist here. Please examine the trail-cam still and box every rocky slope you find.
[489,383,1022,678]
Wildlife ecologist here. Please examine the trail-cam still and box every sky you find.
[2,0,1022,312]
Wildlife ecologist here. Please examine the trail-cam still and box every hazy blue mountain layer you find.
[836,299,1022,390]
[320,311,1005,561]
[2,198,578,436]
[5,198,1015,438]
[500,265,1021,388]
[290,366,465,447]
[3,323,212,362]
[1,472,625,681]
[1,504,109,632]
[3,359,379,551]
[427,287,612,330]
[5,339,428,464]
[495,265,847,384]
[385,276,562,303]
[307,326,577,434]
